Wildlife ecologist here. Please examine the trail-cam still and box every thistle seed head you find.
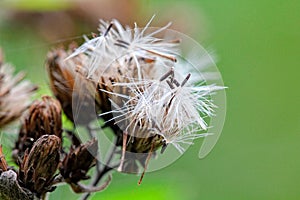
[67,17,225,173]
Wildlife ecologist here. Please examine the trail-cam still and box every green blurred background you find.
[0,0,299,199]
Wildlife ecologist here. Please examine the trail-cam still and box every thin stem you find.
[87,125,97,139]
[63,128,81,147]
[86,124,102,188]
[80,137,118,200]
[138,142,155,185]
[117,132,128,172]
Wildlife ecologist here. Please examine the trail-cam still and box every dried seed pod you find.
[0,48,37,129]
[46,45,101,125]
[18,135,61,198]
[60,138,98,184]
[13,96,62,162]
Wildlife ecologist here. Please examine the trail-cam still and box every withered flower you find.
[59,138,111,194]
[0,48,37,129]
[46,45,101,125]
[13,95,62,161]
[18,135,61,198]
[60,138,97,184]
[70,18,225,179]
[0,16,226,200]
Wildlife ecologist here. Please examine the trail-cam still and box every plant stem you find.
[80,137,118,200]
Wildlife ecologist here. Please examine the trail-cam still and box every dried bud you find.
[0,48,37,129]
[46,46,101,125]
[13,96,62,162]
[19,135,61,198]
[60,138,98,184]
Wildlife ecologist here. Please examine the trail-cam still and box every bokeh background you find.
[0,0,299,199]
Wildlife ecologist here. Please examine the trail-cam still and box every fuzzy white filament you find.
[106,72,223,153]
[69,17,224,154]
[67,16,179,80]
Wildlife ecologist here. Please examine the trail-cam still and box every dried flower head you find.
[67,17,225,176]
[46,45,101,125]
[0,48,37,128]
[0,16,226,200]
[13,95,62,162]
[103,68,223,156]
[60,138,97,184]
[18,135,61,198]
[59,138,111,193]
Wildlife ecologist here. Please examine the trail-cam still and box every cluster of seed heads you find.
[0,16,224,200]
